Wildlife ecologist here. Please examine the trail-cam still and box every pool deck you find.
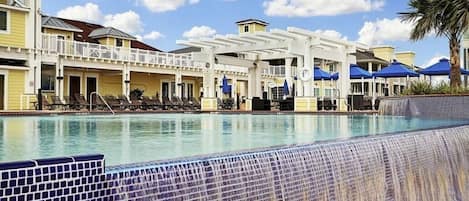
[0,110,378,116]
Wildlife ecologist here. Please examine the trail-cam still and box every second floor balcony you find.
[42,34,194,67]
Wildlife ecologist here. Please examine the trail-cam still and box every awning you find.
[314,67,331,80]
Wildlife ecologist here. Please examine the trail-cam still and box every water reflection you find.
[0,114,467,165]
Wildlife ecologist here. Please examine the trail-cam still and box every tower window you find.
[116,38,123,47]
[244,25,249,33]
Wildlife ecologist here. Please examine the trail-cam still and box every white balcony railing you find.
[42,34,194,67]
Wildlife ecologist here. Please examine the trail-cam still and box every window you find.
[115,38,123,47]
[244,25,249,33]
[0,10,8,32]
[41,70,55,91]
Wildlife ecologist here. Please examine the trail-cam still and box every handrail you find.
[89,92,115,115]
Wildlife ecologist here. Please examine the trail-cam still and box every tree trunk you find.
[449,36,462,88]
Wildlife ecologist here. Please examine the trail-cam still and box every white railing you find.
[42,34,194,67]
[264,65,286,76]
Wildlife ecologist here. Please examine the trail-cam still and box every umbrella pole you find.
[372,77,376,110]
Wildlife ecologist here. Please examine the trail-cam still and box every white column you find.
[304,39,313,97]
[122,64,130,97]
[285,58,293,93]
[255,62,264,98]
[297,56,304,96]
[175,71,182,97]
[203,49,216,98]
[339,50,353,100]
[55,57,64,100]
[368,62,373,96]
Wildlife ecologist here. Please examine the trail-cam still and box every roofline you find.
[395,51,416,55]
[89,34,136,40]
[371,45,395,49]
[236,19,269,26]
[42,25,83,33]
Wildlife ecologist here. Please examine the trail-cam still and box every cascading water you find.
[106,126,469,200]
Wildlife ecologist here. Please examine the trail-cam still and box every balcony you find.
[42,34,194,67]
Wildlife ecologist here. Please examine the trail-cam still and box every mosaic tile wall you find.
[1,125,469,200]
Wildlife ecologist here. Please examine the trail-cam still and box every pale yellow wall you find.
[238,23,266,34]
[98,37,131,48]
[99,74,121,96]
[43,28,74,40]
[371,47,395,62]
[395,52,415,67]
[0,9,26,48]
[130,72,160,97]
[7,70,25,110]
[0,0,7,4]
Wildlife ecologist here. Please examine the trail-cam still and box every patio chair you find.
[171,96,185,110]
[36,95,52,110]
[50,96,66,110]
[91,95,107,110]
[130,95,145,110]
[190,97,201,110]
[63,96,78,110]
[151,96,165,110]
[73,94,89,110]
[181,97,194,110]
[103,95,124,110]
[162,96,178,110]
[118,95,140,110]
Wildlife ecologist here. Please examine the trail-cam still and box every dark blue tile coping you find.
[0,154,104,170]
[0,161,35,171]
[35,157,74,166]
[73,155,104,162]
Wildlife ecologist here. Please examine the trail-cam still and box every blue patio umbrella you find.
[222,75,231,94]
[331,72,339,80]
[372,61,419,78]
[314,67,332,80]
[420,58,469,75]
[350,64,373,79]
[328,64,373,80]
[283,80,289,95]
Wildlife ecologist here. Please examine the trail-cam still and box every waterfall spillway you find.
[106,126,469,200]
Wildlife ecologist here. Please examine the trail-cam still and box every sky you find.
[41,0,451,67]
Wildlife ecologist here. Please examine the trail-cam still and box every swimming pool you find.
[0,113,468,165]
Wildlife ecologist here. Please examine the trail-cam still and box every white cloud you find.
[103,11,143,35]
[357,18,414,45]
[57,3,166,44]
[143,31,165,40]
[314,29,348,40]
[422,55,448,68]
[183,26,217,39]
[57,3,102,23]
[263,0,385,17]
[138,0,200,13]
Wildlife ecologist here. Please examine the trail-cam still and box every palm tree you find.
[400,0,469,88]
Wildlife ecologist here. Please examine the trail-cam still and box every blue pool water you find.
[0,114,468,165]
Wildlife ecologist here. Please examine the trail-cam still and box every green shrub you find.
[403,81,432,95]
[403,81,469,95]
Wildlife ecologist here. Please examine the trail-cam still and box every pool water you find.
[0,114,468,165]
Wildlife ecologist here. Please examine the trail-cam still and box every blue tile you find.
[73,154,104,162]
[10,171,17,178]
[27,170,33,177]
[30,185,37,192]
[35,193,40,199]
[27,194,33,200]
[5,188,12,196]
[18,179,25,186]
[9,180,16,187]
[22,186,28,193]
[8,197,16,201]
[13,187,20,194]
[18,170,25,177]
[1,172,8,179]
[35,157,73,166]
[1,181,7,188]
[27,178,33,185]
[18,194,25,201]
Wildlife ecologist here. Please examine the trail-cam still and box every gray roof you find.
[88,27,136,40]
[169,47,201,54]
[42,16,83,32]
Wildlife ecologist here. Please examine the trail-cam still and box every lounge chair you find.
[73,94,89,110]
[142,96,162,110]
[172,96,185,110]
[63,96,77,110]
[118,95,140,110]
[50,96,66,110]
[103,95,124,110]
[162,96,177,110]
[190,97,201,110]
[35,95,52,110]
[90,95,106,110]
[181,97,194,110]
[151,96,165,110]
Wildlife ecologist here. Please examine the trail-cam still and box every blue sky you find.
[42,0,450,67]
